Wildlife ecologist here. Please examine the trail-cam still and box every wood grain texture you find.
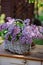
[1,0,34,21]
[0,44,43,61]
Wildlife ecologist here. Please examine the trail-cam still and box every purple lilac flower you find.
[0,25,2,31]
[22,25,43,39]
[31,25,43,39]
[24,19,30,26]
[0,22,12,31]
[11,37,16,44]
[6,17,12,20]
[25,34,32,44]
[27,38,32,44]
[19,34,32,44]
[8,24,15,32]
[36,31,43,39]
[6,17,15,23]
[5,32,11,39]
[0,17,15,31]
[22,26,35,38]
[38,26,43,33]
[13,26,20,35]
[8,25,20,35]
[30,25,39,38]
[22,26,31,34]
[1,23,9,29]
[19,35,26,44]
[3,17,43,45]
[31,24,37,31]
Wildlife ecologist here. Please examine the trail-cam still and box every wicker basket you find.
[4,19,32,55]
[4,40,30,54]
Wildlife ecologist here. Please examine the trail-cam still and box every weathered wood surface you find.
[0,43,43,61]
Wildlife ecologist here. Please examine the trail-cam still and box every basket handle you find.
[15,19,24,23]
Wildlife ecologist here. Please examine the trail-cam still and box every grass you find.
[33,39,43,45]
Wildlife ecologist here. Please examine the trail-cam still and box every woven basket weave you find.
[4,40,30,54]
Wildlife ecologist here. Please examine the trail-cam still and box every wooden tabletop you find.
[0,43,43,61]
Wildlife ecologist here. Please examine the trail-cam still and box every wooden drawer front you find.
[0,57,24,65]
[27,60,41,65]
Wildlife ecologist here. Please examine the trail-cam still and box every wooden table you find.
[0,44,43,61]
[0,44,43,65]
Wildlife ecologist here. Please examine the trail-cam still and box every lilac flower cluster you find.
[38,26,43,34]
[0,17,43,44]
[21,24,43,44]
[0,17,15,31]
[24,19,30,26]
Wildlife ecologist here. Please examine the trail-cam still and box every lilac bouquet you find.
[0,17,43,54]
[0,17,15,37]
